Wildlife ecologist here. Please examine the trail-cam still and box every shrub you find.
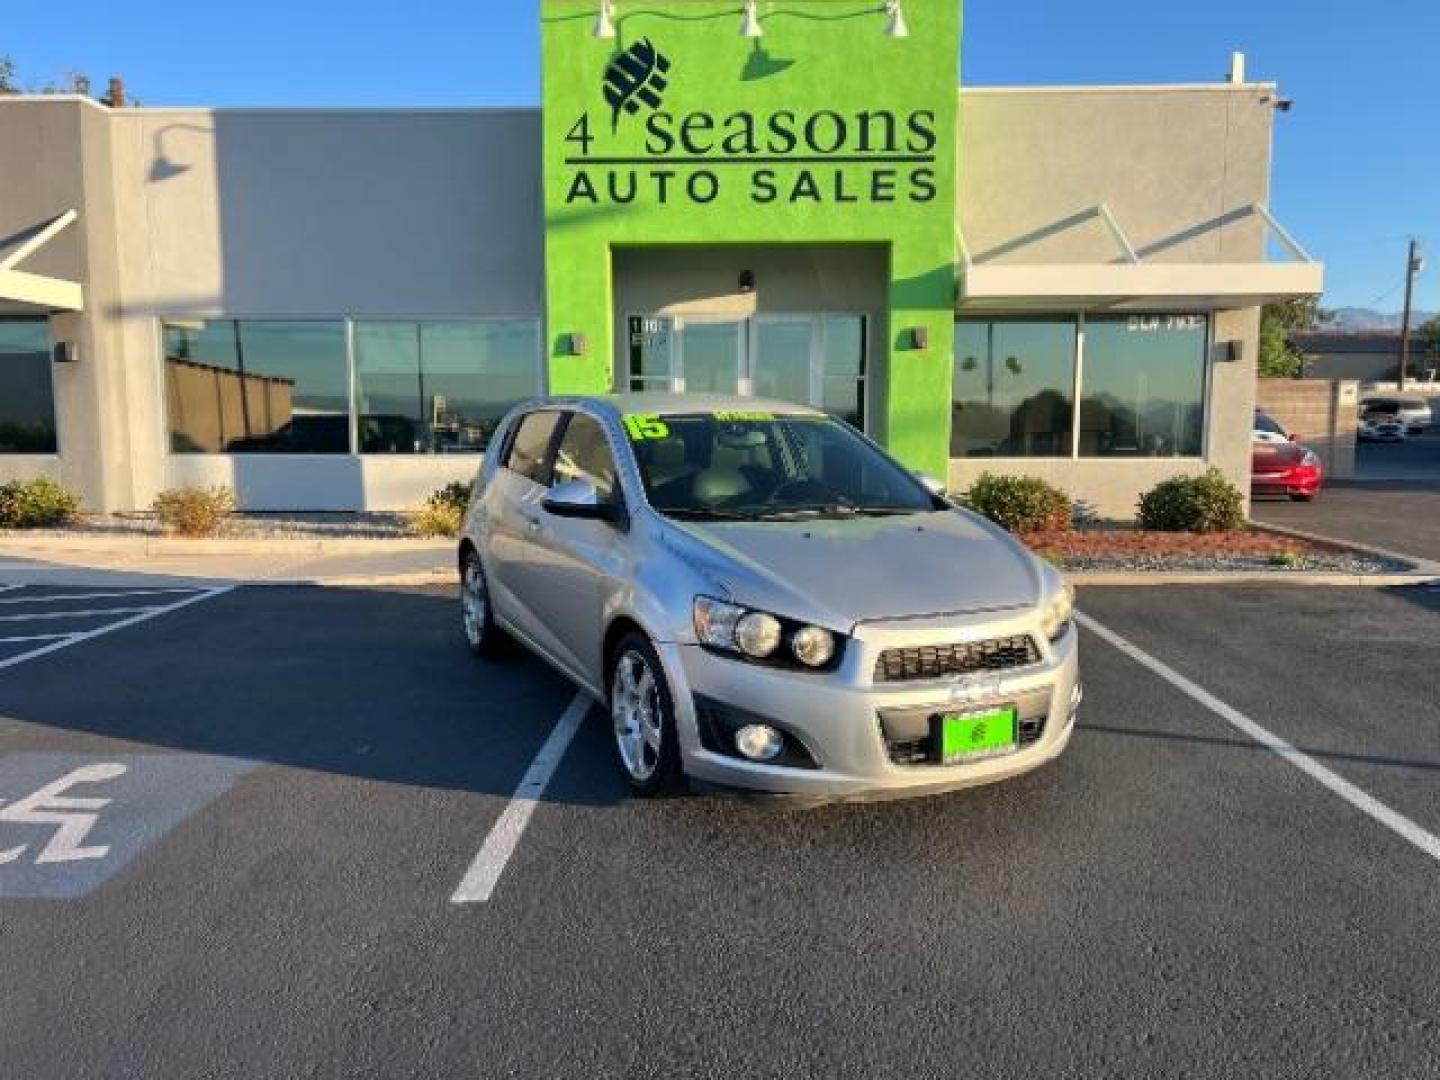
[963,473,1072,533]
[408,502,464,539]
[153,485,235,537]
[407,482,472,539]
[1136,469,1244,534]
[1268,550,1305,569]
[430,480,472,516]
[0,477,81,528]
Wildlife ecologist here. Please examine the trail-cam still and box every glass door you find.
[624,312,866,429]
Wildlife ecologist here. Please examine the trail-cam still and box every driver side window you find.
[552,414,619,502]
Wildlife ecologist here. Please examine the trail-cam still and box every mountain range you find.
[1324,307,1438,332]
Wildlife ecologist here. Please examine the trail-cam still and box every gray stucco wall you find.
[951,85,1274,518]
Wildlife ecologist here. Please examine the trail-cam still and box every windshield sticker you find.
[712,411,776,422]
[623,413,671,440]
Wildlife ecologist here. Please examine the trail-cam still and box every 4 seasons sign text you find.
[564,39,939,208]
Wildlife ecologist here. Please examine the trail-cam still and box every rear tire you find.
[1289,492,1317,502]
[608,632,685,797]
[460,548,508,658]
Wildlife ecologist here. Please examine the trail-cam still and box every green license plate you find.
[939,707,1018,763]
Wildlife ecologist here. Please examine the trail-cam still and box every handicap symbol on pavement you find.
[0,754,252,900]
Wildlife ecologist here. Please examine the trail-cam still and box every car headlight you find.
[1039,584,1074,643]
[693,597,840,669]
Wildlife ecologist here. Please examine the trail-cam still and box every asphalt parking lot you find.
[2,579,1439,1078]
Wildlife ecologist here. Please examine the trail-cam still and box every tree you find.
[0,56,18,94]
[0,56,132,104]
[1258,296,1328,378]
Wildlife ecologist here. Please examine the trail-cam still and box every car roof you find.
[540,392,825,419]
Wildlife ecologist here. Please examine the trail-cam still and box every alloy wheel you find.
[612,649,663,782]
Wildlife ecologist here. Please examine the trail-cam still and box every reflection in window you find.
[0,318,56,453]
[952,320,1076,457]
[821,315,866,429]
[163,320,349,453]
[355,321,539,454]
[1081,316,1206,457]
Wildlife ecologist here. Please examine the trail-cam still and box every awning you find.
[0,210,84,313]
[957,203,1323,314]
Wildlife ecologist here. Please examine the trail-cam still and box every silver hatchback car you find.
[458,394,1080,799]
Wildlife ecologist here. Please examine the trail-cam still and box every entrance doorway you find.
[623,313,867,429]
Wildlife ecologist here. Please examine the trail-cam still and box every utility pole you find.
[1398,239,1423,392]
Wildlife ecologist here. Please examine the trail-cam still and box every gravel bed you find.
[1055,552,1413,574]
[11,513,415,540]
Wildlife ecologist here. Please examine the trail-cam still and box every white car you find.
[1358,415,1407,443]
[1361,397,1432,434]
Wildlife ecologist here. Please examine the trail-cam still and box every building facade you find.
[0,0,1321,517]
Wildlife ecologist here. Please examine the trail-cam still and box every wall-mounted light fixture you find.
[907,326,929,351]
[740,0,763,38]
[567,332,589,357]
[52,341,77,364]
[593,0,616,40]
[738,270,756,293]
[885,0,909,38]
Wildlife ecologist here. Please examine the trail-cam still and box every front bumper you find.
[654,608,1080,798]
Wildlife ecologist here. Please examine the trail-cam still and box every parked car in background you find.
[1252,422,1323,502]
[1358,415,1407,443]
[1253,409,1294,446]
[458,394,1080,799]
[1360,396,1432,434]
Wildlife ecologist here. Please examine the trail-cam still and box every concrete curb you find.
[1251,522,1440,577]
[252,570,457,588]
[1069,569,1439,588]
[0,535,453,557]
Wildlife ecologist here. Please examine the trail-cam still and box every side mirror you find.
[543,478,624,524]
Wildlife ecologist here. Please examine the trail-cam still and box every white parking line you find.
[0,633,76,645]
[0,606,161,623]
[0,588,203,606]
[1078,611,1440,865]
[450,691,592,905]
[0,586,235,673]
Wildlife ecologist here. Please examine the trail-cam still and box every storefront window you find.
[821,315,866,429]
[163,320,349,453]
[952,319,1076,457]
[354,321,540,453]
[0,318,57,453]
[1080,315,1207,457]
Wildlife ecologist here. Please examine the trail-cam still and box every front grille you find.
[874,635,1041,683]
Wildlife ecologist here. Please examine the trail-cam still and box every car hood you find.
[663,509,1044,630]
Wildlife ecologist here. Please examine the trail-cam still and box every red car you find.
[1252,410,1323,501]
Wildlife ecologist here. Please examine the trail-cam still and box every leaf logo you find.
[603,39,672,131]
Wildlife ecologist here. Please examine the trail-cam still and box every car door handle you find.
[522,513,541,532]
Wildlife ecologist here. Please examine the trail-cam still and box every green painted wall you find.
[541,0,961,476]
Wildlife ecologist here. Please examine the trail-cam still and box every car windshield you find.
[622,410,940,520]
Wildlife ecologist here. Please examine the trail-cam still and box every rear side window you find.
[505,411,563,485]
[1254,411,1285,436]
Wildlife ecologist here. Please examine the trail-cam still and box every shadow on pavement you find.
[1082,721,1440,774]
[0,582,624,809]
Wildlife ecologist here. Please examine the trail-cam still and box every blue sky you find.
[4,0,1435,311]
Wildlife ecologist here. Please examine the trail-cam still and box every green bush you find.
[963,473,1072,533]
[1137,469,1245,533]
[0,477,81,528]
[153,485,235,537]
[430,480,472,515]
[406,481,471,538]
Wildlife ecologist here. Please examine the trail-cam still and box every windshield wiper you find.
[661,507,771,521]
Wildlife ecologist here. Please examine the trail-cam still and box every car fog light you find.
[791,624,836,667]
[734,612,782,657]
[735,724,784,761]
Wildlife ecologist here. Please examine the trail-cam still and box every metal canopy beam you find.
[0,210,84,311]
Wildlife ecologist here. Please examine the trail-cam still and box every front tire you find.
[460,548,507,658]
[1290,492,1317,502]
[608,633,684,796]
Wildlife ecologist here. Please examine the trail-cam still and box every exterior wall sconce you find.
[740,0,763,38]
[52,341,77,364]
[567,332,589,357]
[738,270,756,293]
[885,1,909,38]
[907,326,929,350]
[593,0,617,40]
